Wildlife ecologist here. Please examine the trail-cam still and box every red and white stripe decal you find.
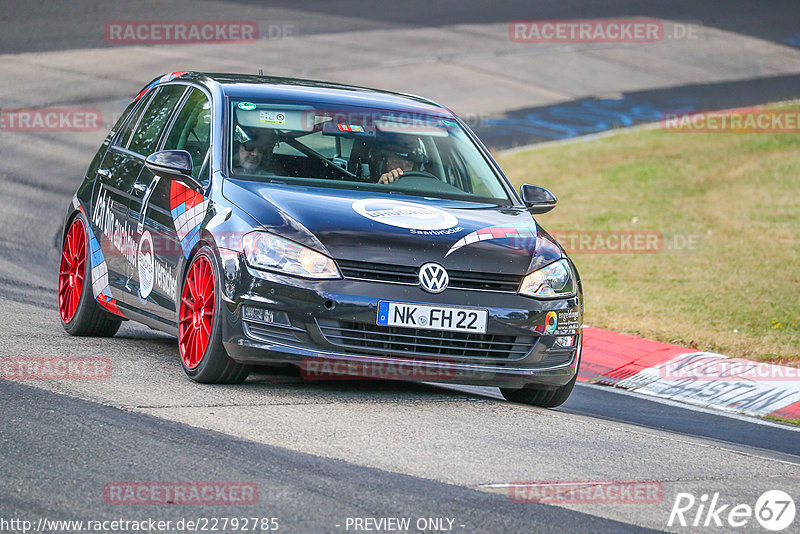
[579,327,800,418]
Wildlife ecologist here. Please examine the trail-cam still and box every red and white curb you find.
[579,327,800,420]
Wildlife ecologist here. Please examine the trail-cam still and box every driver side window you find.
[163,88,212,183]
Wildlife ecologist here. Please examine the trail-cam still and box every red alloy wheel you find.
[179,255,216,369]
[58,217,87,323]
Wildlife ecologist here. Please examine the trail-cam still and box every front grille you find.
[317,319,536,361]
[337,260,522,293]
[448,271,522,292]
[338,260,418,284]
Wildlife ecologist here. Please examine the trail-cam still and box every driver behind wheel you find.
[376,136,428,184]
[232,125,278,175]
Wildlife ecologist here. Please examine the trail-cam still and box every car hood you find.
[222,178,562,275]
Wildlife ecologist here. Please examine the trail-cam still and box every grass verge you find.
[765,415,800,427]
[497,104,800,363]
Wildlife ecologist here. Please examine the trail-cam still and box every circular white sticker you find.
[352,199,458,230]
[756,490,795,531]
[137,231,155,299]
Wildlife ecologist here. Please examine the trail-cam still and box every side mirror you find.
[145,150,201,189]
[520,184,557,214]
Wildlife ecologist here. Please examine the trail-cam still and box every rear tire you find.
[500,374,577,408]
[178,246,249,384]
[58,213,122,337]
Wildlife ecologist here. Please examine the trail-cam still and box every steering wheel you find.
[382,171,465,195]
[390,170,439,181]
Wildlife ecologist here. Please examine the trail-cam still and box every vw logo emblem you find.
[419,263,449,294]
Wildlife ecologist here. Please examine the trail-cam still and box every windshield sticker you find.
[445,221,537,257]
[260,111,286,125]
[352,199,458,231]
[337,124,365,133]
[238,102,256,111]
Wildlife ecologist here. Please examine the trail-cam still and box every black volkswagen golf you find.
[58,72,583,407]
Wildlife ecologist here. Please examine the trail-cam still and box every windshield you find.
[227,100,512,204]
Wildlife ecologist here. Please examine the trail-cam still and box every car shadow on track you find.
[112,321,480,402]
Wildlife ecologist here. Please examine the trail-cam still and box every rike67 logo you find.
[668,490,795,531]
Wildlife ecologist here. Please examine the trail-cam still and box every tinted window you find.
[163,88,212,180]
[227,101,511,204]
[128,85,186,156]
[115,93,153,148]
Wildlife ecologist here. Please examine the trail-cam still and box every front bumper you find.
[218,250,582,389]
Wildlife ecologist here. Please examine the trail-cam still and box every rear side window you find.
[115,93,153,149]
[128,85,187,156]
[163,88,212,180]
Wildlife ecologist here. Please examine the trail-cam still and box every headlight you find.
[242,232,340,279]
[519,259,575,298]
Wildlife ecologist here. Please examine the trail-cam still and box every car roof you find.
[167,71,454,117]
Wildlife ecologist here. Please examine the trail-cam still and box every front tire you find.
[58,214,122,337]
[178,246,249,384]
[500,374,577,408]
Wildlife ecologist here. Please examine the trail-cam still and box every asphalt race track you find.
[1,2,799,532]
[2,380,655,534]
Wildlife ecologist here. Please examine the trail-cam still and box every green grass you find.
[765,415,800,427]
[497,104,800,363]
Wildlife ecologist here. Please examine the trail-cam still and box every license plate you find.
[377,301,488,334]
